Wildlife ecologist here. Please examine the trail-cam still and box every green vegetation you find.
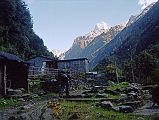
[0,98,20,108]
[107,93,121,99]
[0,0,54,59]
[28,79,42,93]
[59,100,153,120]
[104,82,130,99]
[134,45,159,85]
[107,82,129,91]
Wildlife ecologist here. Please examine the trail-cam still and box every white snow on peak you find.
[94,22,109,31]
[138,0,157,9]
[52,49,64,57]
[72,21,109,49]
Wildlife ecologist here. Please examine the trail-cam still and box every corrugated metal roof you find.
[0,51,23,62]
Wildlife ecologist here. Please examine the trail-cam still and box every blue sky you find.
[23,0,157,52]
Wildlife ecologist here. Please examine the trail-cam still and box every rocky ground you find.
[0,82,159,120]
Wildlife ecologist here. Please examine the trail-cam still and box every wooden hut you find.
[0,52,28,96]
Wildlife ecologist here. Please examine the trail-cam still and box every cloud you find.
[138,0,158,9]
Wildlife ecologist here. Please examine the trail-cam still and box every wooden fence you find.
[28,66,59,79]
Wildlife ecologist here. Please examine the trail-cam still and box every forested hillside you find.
[0,0,54,59]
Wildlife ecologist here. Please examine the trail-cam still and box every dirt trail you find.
[134,101,159,116]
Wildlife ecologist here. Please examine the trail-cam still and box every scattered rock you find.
[92,86,106,91]
[119,105,134,113]
[120,94,127,97]
[20,104,33,110]
[120,101,143,109]
[128,92,137,97]
[112,105,134,113]
[95,94,108,98]
[137,117,145,120]
[119,96,129,102]
[112,106,120,112]
[101,101,113,109]
[7,89,14,94]
[104,89,118,95]
[13,89,23,95]
[142,90,151,100]
[7,88,27,99]
[122,86,139,94]
[30,94,39,98]
[19,88,26,93]
[17,98,25,102]
[22,94,30,98]
[10,94,22,99]
[8,116,26,120]
[83,93,94,98]
[107,81,115,86]
[38,91,46,96]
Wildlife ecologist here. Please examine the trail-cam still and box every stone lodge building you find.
[57,58,89,74]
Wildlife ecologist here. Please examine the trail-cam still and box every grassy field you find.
[59,100,154,120]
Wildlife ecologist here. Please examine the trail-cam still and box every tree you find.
[135,51,157,84]
[0,0,54,59]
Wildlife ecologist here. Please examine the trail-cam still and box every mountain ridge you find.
[63,22,109,59]
[64,22,125,60]
[93,2,159,69]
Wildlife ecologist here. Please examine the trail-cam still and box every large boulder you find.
[119,106,134,113]
[120,101,143,109]
[112,106,134,113]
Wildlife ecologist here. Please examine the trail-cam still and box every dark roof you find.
[58,58,88,62]
[27,56,54,61]
[0,51,23,62]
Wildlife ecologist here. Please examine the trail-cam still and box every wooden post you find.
[4,64,7,96]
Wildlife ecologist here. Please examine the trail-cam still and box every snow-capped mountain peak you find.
[94,22,108,31]
[71,21,109,49]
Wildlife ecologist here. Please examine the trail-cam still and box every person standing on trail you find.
[152,82,159,107]
[57,71,69,97]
